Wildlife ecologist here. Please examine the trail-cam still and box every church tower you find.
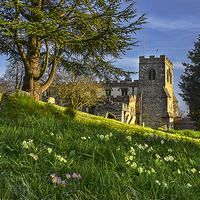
[137,55,178,129]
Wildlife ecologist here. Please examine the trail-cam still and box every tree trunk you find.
[22,67,29,91]
[27,36,41,101]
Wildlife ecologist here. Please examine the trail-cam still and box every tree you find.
[49,69,103,110]
[179,34,200,121]
[2,60,24,90]
[0,0,147,100]
[0,77,11,93]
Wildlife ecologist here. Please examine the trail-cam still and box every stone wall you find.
[137,55,176,129]
[174,117,198,130]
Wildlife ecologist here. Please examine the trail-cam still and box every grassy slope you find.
[0,95,200,199]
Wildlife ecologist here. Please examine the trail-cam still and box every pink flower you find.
[50,173,56,178]
[78,174,82,179]
[66,174,71,179]
[52,177,61,184]
[72,173,78,179]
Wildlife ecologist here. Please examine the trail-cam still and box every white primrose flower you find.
[100,135,104,139]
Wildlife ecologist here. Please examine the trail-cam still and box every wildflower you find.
[33,155,38,160]
[126,161,130,165]
[144,144,148,148]
[155,180,161,185]
[47,148,52,153]
[191,168,197,173]
[60,157,67,163]
[155,154,161,159]
[153,134,158,138]
[72,173,78,179]
[147,170,151,174]
[161,140,164,144]
[147,146,153,152]
[163,182,167,188]
[126,136,132,141]
[151,168,155,173]
[130,147,136,155]
[52,177,61,184]
[177,169,181,174]
[22,141,28,148]
[78,174,82,179]
[57,155,67,163]
[29,153,38,160]
[129,156,133,161]
[168,155,174,161]
[168,148,172,152]
[99,135,104,139]
[105,135,110,141]
[88,136,91,139]
[66,174,71,179]
[61,180,66,186]
[187,183,192,188]
[50,173,56,178]
[110,132,113,137]
[164,156,169,161]
[138,144,143,149]
[50,133,54,136]
[138,167,143,173]
[131,162,137,168]
[81,137,87,140]
[125,156,129,162]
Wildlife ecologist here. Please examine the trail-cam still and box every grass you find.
[0,93,200,199]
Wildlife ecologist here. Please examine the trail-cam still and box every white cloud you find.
[147,15,200,31]
[173,62,184,69]
[114,57,139,69]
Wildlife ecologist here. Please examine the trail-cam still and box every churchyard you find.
[0,93,200,199]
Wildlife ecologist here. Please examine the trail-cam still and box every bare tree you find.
[2,61,25,91]
[50,70,103,110]
[0,77,11,93]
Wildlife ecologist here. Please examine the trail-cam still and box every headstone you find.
[47,97,55,104]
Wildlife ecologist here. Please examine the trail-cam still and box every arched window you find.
[148,69,156,80]
[167,70,169,82]
[167,69,172,84]
[170,73,172,84]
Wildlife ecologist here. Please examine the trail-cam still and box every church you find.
[87,55,178,130]
[43,55,178,130]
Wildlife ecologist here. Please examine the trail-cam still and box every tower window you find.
[106,90,111,97]
[167,69,172,84]
[121,88,128,97]
[149,69,156,80]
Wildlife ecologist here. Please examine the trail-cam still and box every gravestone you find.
[47,97,55,104]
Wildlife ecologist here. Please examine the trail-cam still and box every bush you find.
[64,105,76,120]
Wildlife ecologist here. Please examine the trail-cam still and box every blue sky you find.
[0,0,199,114]
[112,0,200,114]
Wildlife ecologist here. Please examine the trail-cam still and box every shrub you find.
[63,105,76,120]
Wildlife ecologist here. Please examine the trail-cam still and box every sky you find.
[0,0,200,115]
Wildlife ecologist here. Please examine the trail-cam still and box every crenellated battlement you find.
[139,55,173,66]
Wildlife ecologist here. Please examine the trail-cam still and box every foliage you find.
[63,105,77,120]
[0,60,24,91]
[50,71,104,110]
[179,34,200,121]
[0,95,200,199]
[0,0,147,100]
